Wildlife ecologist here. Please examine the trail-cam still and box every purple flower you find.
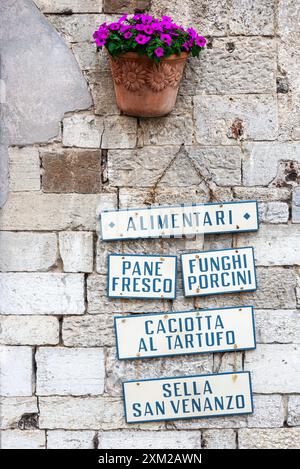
[133,14,142,21]
[162,16,172,23]
[95,38,106,47]
[182,42,190,52]
[196,36,206,47]
[141,14,153,25]
[152,22,163,32]
[154,47,165,58]
[187,27,197,39]
[160,33,172,46]
[124,31,133,40]
[109,22,120,31]
[118,14,129,23]
[135,24,145,31]
[135,34,151,45]
[120,23,132,33]
[143,25,154,35]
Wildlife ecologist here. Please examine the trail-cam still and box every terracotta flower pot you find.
[108,52,188,118]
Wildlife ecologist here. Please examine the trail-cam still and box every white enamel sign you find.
[100,201,259,241]
[181,247,257,298]
[123,371,253,423]
[108,254,177,299]
[115,306,256,360]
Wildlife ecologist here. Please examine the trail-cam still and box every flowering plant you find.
[93,14,206,62]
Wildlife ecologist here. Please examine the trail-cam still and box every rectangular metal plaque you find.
[108,254,177,300]
[123,372,253,423]
[115,306,256,360]
[100,201,259,241]
[181,247,257,297]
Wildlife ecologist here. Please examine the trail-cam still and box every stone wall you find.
[0,0,300,449]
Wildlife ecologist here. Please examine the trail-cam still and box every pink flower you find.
[135,24,145,31]
[120,24,131,33]
[95,38,106,47]
[124,31,133,40]
[118,14,129,23]
[196,36,206,47]
[135,34,151,45]
[143,25,154,35]
[109,22,120,31]
[187,27,197,39]
[141,14,153,25]
[160,33,172,46]
[182,42,190,52]
[152,22,163,32]
[154,47,165,58]
[162,16,172,23]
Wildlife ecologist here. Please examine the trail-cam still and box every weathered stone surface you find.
[213,352,243,374]
[139,117,193,146]
[183,38,276,95]
[245,344,300,393]
[202,430,236,449]
[42,148,102,192]
[63,115,103,148]
[102,116,137,149]
[255,310,300,344]
[188,147,242,186]
[39,397,124,430]
[0,273,85,315]
[86,70,120,116]
[293,186,300,223]
[36,348,105,396]
[288,396,300,427]
[108,146,179,187]
[278,0,300,96]
[105,347,213,396]
[0,316,59,346]
[278,94,300,141]
[63,314,115,347]
[237,225,300,266]
[47,430,95,449]
[0,232,57,272]
[1,430,45,449]
[62,113,137,149]
[0,346,33,396]
[35,0,103,13]
[0,397,38,430]
[0,193,116,231]
[151,0,228,36]
[174,395,284,429]
[103,0,150,14]
[243,142,300,186]
[87,274,181,314]
[46,14,105,43]
[260,202,289,223]
[59,232,94,272]
[118,187,233,208]
[9,147,40,191]
[228,0,275,35]
[98,430,200,450]
[239,428,300,449]
[0,0,92,206]
[72,42,104,71]
[203,234,233,252]
[199,267,296,310]
[233,186,291,202]
[194,95,278,145]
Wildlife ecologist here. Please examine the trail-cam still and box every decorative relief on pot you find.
[110,58,185,93]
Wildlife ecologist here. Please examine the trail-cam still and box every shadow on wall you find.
[0,0,92,208]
